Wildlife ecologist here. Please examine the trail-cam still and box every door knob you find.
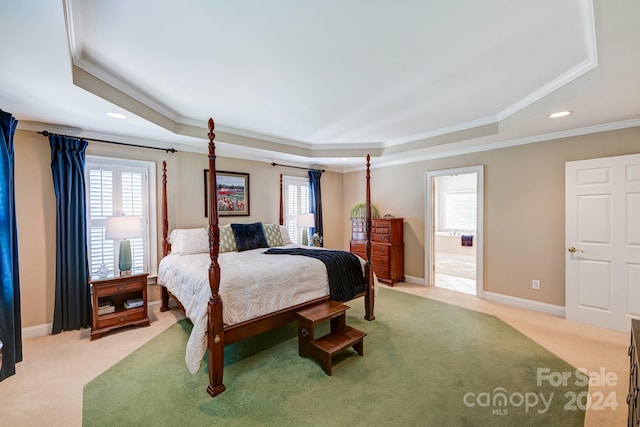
[568,246,584,253]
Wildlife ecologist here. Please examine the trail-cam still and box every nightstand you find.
[90,273,150,340]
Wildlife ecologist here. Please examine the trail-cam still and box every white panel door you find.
[566,153,640,332]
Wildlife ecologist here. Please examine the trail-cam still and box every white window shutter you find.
[85,159,153,277]
[283,176,311,245]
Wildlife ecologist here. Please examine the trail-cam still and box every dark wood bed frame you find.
[160,117,375,397]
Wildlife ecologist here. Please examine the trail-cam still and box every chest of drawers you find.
[350,217,404,285]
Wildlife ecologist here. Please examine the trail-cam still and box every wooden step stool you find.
[297,300,366,375]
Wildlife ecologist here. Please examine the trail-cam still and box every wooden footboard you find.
[159,117,375,397]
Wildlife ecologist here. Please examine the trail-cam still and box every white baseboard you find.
[22,323,53,340]
[483,291,565,317]
[403,275,425,286]
[22,301,164,340]
[400,275,565,318]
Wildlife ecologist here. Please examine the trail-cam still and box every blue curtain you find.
[49,134,91,334]
[0,109,22,381]
[308,170,323,246]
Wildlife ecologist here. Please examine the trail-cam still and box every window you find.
[443,191,477,232]
[85,156,157,277]
[282,175,309,244]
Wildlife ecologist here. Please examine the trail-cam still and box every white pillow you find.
[279,225,292,245]
[169,228,208,254]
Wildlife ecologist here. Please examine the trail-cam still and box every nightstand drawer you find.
[96,307,145,329]
[97,280,144,296]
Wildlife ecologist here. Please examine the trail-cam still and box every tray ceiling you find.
[1,0,639,170]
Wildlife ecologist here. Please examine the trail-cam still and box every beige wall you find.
[14,129,343,328]
[14,126,640,329]
[344,126,640,306]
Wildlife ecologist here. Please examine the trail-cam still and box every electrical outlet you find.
[532,279,541,290]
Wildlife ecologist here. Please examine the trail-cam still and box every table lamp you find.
[297,213,315,246]
[106,215,142,276]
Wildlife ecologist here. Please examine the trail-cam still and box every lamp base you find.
[301,228,309,246]
[118,239,133,274]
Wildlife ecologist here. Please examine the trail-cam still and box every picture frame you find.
[204,170,250,217]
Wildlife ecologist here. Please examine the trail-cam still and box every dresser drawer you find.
[372,244,389,256]
[373,221,390,231]
[350,241,366,253]
[373,265,389,279]
[96,307,145,329]
[372,233,390,243]
[372,255,389,268]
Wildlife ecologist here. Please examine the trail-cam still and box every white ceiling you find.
[1,0,639,171]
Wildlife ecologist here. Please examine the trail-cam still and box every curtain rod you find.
[37,130,178,154]
[271,162,324,172]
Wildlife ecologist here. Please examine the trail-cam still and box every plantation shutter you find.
[120,170,145,272]
[88,168,115,277]
[283,176,310,245]
[86,159,150,277]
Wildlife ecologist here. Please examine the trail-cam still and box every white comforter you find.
[157,245,332,373]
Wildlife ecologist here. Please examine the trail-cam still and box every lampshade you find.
[105,216,142,239]
[297,213,315,228]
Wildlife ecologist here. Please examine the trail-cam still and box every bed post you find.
[160,161,170,312]
[205,118,226,397]
[364,154,375,321]
[279,174,284,225]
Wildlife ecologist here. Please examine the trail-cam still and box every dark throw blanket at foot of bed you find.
[264,248,366,301]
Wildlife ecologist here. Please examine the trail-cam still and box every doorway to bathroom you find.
[425,166,483,297]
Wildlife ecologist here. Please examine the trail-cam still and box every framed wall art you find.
[204,170,250,217]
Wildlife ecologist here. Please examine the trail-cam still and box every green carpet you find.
[83,288,586,426]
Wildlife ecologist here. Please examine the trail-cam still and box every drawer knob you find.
[118,315,126,322]
[117,284,127,290]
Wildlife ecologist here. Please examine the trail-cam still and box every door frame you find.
[424,165,484,297]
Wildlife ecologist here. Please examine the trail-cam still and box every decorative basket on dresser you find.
[350,217,404,286]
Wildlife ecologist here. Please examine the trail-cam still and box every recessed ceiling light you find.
[107,112,127,119]
[548,111,572,119]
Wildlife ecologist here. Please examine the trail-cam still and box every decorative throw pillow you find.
[279,225,292,245]
[219,224,238,253]
[169,228,208,254]
[231,222,269,252]
[263,223,284,247]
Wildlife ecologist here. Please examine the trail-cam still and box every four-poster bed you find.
[158,117,376,397]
